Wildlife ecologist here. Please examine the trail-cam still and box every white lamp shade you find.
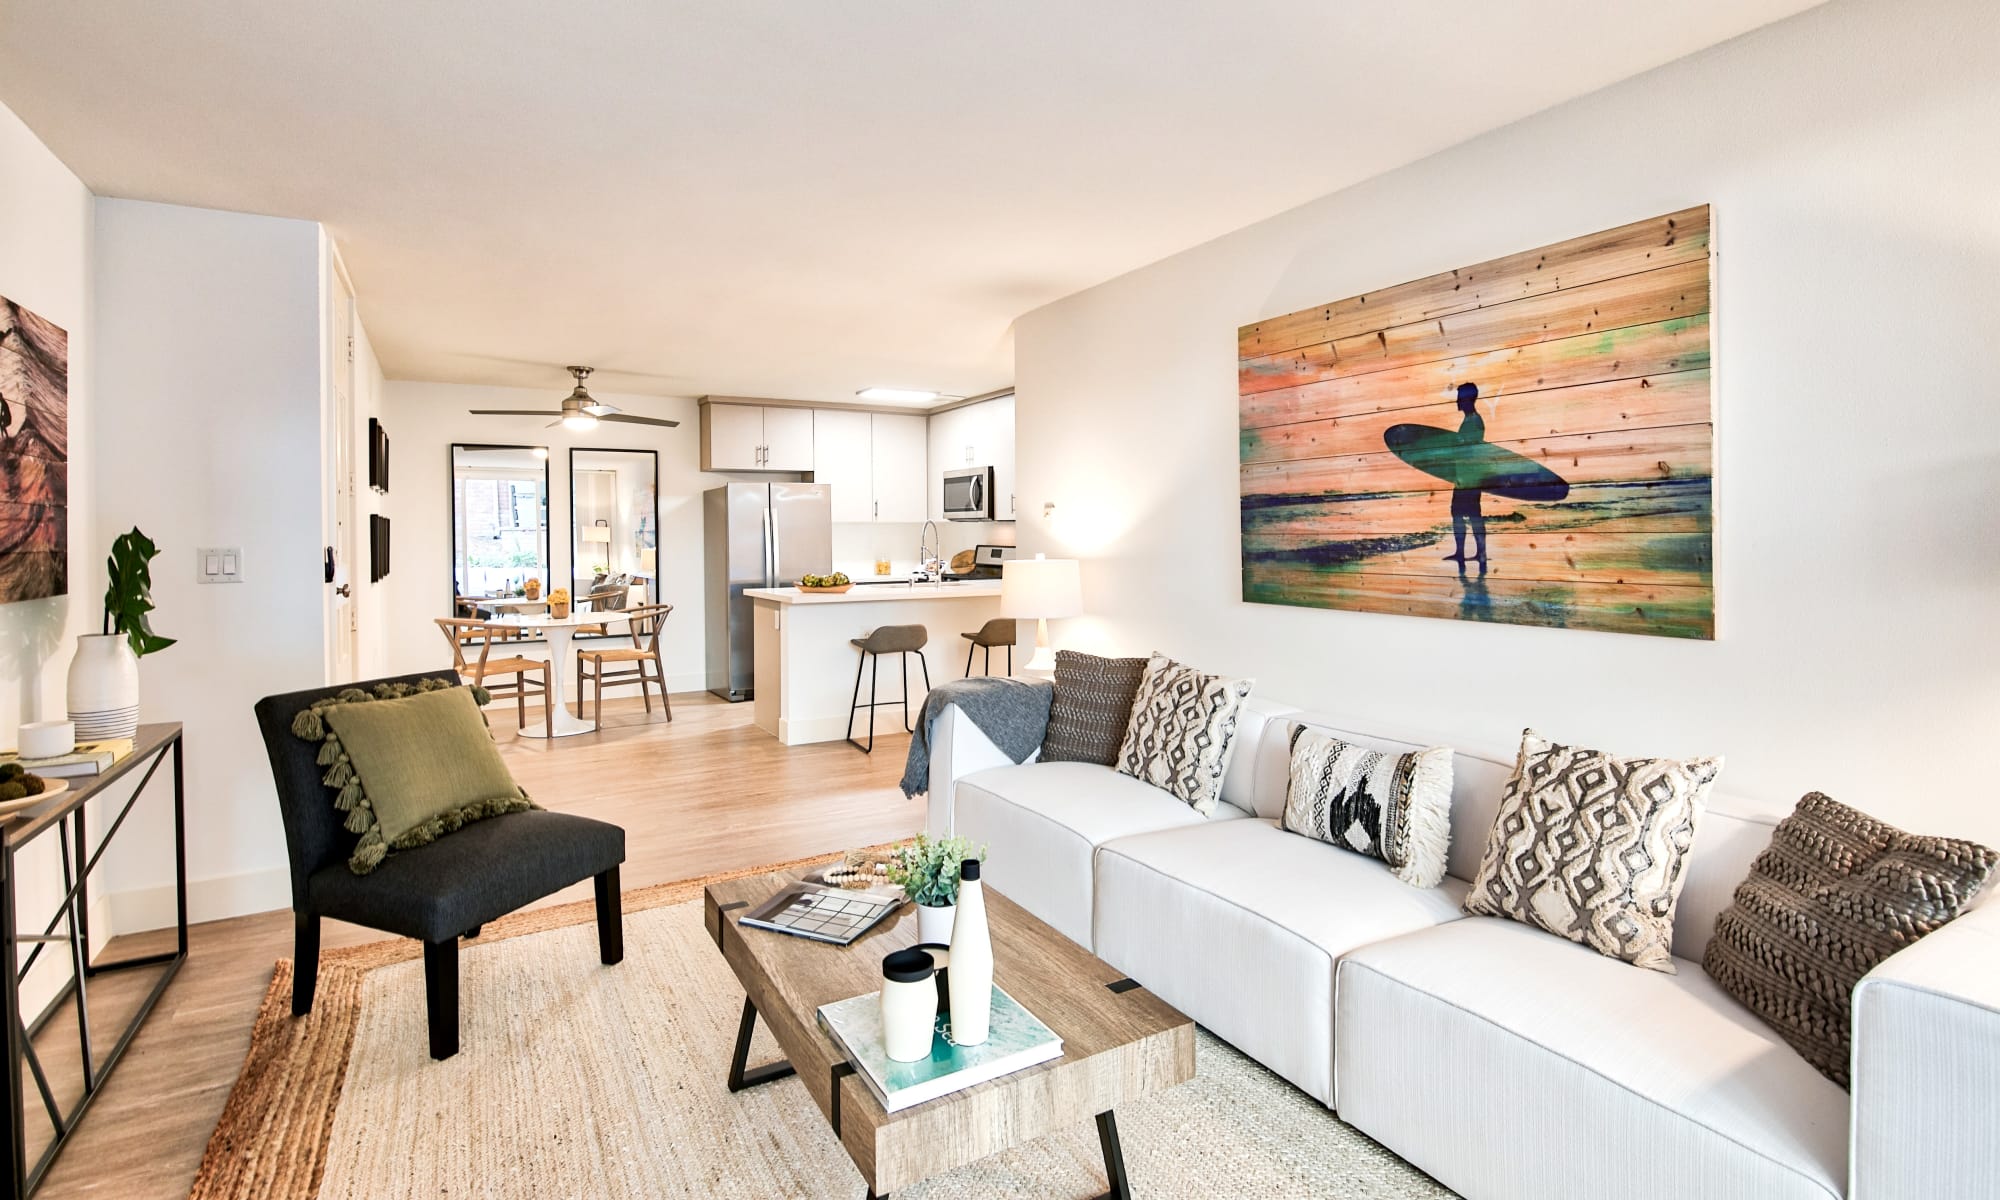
[582,523,612,543]
[1000,555,1081,619]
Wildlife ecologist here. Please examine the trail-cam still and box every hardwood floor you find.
[24,691,924,1199]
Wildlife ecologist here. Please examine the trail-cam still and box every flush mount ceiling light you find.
[855,386,942,404]
[469,366,682,430]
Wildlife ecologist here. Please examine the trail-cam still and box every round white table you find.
[493,609,634,738]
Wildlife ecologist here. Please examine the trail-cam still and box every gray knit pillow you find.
[1040,651,1150,766]
[1702,792,1995,1087]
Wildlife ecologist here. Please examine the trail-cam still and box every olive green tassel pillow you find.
[289,679,536,874]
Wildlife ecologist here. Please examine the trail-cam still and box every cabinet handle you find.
[873,500,879,520]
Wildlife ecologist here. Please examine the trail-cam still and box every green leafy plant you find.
[103,527,175,658]
[885,834,986,908]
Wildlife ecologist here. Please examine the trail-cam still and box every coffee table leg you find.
[1094,1110,1133,1200]
[727,996,797,1092]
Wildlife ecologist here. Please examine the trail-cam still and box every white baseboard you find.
[777,714,864,745]
[105,865,290,935]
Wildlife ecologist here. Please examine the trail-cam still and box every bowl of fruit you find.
[796,572,853,594]
[0,761,65,819]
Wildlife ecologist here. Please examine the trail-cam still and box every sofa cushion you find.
[1041,650,1150,765]
[1704,791,1996,1087]
[1280,726,1454,889]
[953,761,1247,949]
[1464,729,1722,973]
[1336,917,1848,1200]
[1114,653,1255,815]
[1094,818,1467,1105]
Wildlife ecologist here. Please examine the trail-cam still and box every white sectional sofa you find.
[924,698,1999,1200]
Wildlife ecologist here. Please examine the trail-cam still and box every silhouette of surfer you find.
[1442,383,1488,573]
[1380,381,1571,580]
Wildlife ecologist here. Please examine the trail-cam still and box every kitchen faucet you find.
[916,521,943,584]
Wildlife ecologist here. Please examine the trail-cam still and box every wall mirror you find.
[569,448,659,636]
[450,444,552,634]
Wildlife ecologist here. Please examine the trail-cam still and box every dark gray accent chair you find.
[254,671,626,1060]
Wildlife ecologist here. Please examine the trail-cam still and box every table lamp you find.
[1000,554,1081,673]
[582,520,612,544]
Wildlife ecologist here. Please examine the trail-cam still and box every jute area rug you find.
[192,853,1451,1199]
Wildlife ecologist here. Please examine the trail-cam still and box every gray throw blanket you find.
[899,676,1054,797]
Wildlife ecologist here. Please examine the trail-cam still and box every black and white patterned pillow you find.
[1114,654,1254,815]
[1041,651,1151,766]
[1281,726,1454,889]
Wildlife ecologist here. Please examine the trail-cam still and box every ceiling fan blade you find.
[583,403,620,416]
[599,413,682,428]
[469,409,565,416]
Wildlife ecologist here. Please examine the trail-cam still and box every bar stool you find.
[960,618,1016,677]
[846,624,931,753]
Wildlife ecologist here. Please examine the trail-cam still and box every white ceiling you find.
[0,1,1824,405]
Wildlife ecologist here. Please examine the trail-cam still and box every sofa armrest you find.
[925,707,1028,836]
[1849,896,2000,1199]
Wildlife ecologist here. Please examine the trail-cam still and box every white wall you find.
[0,98,100,1014]
[1014,0,2000,845]
[92,200,329,927]
[377,381,722,691]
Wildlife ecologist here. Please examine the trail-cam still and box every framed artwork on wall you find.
[0,295,69,603]
[368,417,391,493]
[1238,206,1714,639]
[369,514,392,583]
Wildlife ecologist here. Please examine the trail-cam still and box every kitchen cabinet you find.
[701,402,816,471]
[870,412,928,523]
[812,409,927,523]
[927,393,1015,521]
[812,410,874,522]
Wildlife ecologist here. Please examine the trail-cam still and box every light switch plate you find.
[197,546,243,584]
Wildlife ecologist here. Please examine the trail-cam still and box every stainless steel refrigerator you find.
[704,482,832,701]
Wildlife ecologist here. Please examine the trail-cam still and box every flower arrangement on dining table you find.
[548,587,572,619]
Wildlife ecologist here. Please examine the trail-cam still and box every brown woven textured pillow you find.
[1703,792,1996,1087]
[1039,650,1150,766]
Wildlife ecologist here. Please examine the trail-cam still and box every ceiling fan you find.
[468,366,680,431]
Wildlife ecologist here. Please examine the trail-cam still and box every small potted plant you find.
[548,587,572,619]
[68,527,176,741]
[887,833,986,945]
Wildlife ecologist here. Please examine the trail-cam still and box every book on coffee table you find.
[817,984,1063,1112]
[0,739,133,779]
[739,881,902,946]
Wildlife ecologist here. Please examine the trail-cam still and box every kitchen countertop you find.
[744,580,1004,605]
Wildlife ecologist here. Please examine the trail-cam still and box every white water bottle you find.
[946,859,993,1045]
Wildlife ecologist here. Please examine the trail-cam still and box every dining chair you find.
[575,603,675,725]
[435,617,554,736]
[574,583,631,637]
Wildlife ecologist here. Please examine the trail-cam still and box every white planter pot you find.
[68,634,141,740]
[915,902,955,946]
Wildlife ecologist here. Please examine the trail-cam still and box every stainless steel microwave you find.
[941,466,994,521]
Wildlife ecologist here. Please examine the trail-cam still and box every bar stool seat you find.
[847,624,931,753]
[960,618,1017,677]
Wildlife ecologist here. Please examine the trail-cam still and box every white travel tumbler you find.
[881,948,939,1063]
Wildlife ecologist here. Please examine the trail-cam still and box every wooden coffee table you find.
[703,870,1195,1198]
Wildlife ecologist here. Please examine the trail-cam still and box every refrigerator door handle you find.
[762,504,776,586]
[769,501,783,585]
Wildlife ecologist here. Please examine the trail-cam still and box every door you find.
[927,405,966,519]
[324,255,358,682]
[705,404,766,470]
[812,410,873,522]
[762,407,816,471]
[770,483,832,582]
[870,412,928,523]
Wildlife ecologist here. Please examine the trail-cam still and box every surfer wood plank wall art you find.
[1238,205,1715,639]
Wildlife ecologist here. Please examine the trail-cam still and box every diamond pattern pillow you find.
[1702,792,1995,1087]
[1281,726,1454,888]
[1041,650,1151,766]
[1463,729,1721,973]
[1114,654,1254,815]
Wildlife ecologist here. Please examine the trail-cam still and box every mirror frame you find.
[449,442,553,638]
[567,447,661,640]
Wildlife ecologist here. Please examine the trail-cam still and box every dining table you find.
[489,609,634,738]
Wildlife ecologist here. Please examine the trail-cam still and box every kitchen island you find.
[743,580,1019,746]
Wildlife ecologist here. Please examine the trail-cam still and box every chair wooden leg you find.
[542,667,553,738]
[640,663,653,714]
[424,937,460,1060]
[292,911,321,1016]
[656,654,673,721]
[594,866,624,965]
[516,675,526,730]
[596,668,604,727]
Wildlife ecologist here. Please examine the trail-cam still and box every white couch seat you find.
[952,761,1248,950]
[1094,817,1468,1105]
[1336,916,1849,1200]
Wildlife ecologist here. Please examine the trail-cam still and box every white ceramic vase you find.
[68,634,141,740]
[916,901,955,946]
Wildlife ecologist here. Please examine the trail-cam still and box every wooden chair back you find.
[435,617,496,679]
[622,603,674,653]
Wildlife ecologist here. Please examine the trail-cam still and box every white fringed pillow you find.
[1280,725,1454,889]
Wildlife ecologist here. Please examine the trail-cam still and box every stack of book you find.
[0,738,133,779]
[817,984,1064,1112]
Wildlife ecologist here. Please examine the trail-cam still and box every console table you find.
[1,723,185,1199]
